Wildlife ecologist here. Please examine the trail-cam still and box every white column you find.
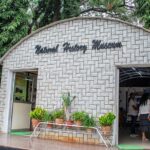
[2,70,15,133]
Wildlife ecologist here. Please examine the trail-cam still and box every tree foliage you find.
[28,0,61,31]
[0,0,29,57]
[0,0,82,57]
[88,0,131,21]
[0,0,150,58]
[134,0,150,29]
[62,0,81,19]
[90,0,125,13]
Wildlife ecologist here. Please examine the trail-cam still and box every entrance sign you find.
[35,40,122,54]
[92,40,122,50]
[63,42,87,54]
[35,45,59,54]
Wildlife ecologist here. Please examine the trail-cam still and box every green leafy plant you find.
[83,115,96,128]
[71,111,88,122]
[52,109,65,119]
[61,92,76,120]
[62,92,76,108]
[42,111,54,122]
[29,107,46,120]
[99,112,116,126]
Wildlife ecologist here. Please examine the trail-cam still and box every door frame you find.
[116,64,150,145]
[6,68,38,133]
[3,70,15,133]
[112,67,119,145]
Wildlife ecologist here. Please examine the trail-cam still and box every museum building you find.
[0,17,150,145]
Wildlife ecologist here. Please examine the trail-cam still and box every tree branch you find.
[119,4,135,9]
[80,7,107,14]
[79,7,129,21]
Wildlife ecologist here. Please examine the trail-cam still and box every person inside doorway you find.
[139,93,150,141]
[119,107,126,128]
[128,93,139,137]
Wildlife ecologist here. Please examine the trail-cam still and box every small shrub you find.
[83,115,96,128]
[52,109,65,119]
[29,107,46,120]
[99,112,116,126]
[42,111,54,122]
[71,111,87,122]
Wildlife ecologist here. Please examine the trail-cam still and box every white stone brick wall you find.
[0,17,150,131]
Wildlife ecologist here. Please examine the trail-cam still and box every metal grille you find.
[120,67,150,83]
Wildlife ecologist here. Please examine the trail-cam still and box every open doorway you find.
[11,71,37,133]
[118,67,150,148]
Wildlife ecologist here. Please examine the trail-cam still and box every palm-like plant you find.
[61,92,76,120]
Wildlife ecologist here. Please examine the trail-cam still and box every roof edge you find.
[0,16,150,63]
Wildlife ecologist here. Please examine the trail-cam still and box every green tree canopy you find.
[0,0,150,58]
[62,0,81,19]
[0,0,82,57]
[134,0,150,29]
[0,0,29,57]
[90,0,125,13]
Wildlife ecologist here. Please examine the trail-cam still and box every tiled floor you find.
[1,128,150,150]
[119,127,150,149]
[0,134,117,150]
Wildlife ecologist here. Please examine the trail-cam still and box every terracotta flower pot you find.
[47,122,53,128]
[55,118,64,124]
[101,126,112,135]
[86,128,93,133]
[75,120,82,126]
[66,120,73,128]
[32,119,40,128]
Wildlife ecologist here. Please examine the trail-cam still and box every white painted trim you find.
[116,64,150,68]
[10,68,38,73]
[113,67,120,145]
[2,70,15,133]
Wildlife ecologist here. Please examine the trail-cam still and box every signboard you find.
[35,40,122,54]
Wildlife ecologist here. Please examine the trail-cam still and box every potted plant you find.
[83,115,96,133]
[42,111,54,128]
[61,92,76,127]
[71,111,87,126]
[29,107,46,128]
[99,112,116,135]
[52,109,65,124]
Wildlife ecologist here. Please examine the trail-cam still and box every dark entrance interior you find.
[11,71,37,132]
[119,67,150,147]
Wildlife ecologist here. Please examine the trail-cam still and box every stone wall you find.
[0,17,150,132]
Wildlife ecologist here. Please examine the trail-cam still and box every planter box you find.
[37,129,105,145]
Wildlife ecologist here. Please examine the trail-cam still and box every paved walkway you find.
[0,134,117,150]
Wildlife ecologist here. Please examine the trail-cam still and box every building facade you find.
[0,17,150,144]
